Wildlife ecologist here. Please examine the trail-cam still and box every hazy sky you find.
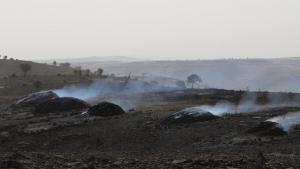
[0,0,300,60]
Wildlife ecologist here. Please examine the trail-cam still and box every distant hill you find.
[0,59,74,77]
[93,57,300,92]
[66,56,145,63]
[36,56,145,70]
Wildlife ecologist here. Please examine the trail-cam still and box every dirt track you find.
[1,89,300,168]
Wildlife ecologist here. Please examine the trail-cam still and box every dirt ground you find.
[1,88,300,168]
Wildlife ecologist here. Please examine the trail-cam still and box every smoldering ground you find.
[179,92,300,117]
[51,78,170,110]
[267,111,300,132]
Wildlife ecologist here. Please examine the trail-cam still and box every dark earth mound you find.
[86,101,125,116]
[15,91,59,107]
[247,121,287,136]
[163,107,219,124]
[34,97,90,114]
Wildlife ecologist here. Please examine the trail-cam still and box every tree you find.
[73,69,82,76]
[97,68,103,77]
[4,56,7,60]
[53,61,57,66]
[59,62,71,67]
[73,66,82,76]
[85,69,91,76]
[187,74,202,89]
[19,64,32,77]
[175,80,186,89]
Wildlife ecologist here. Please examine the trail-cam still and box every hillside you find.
[71,57,300,92]
[0,59,74,77]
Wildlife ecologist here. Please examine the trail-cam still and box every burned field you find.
[1,88,300,168]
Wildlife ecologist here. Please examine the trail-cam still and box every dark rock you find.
[86,102,125,117]
[163,107,219,124]
[15,91,59,107]
[247,121,286,136]
[35,97,90,114]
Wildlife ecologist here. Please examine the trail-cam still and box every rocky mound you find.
[86,102,125,117]
[163,107,219,124]
[247,121,286,136]
[34,97,90,114]
[15,91,59,107]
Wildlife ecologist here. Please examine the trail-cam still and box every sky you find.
[0,0,300,60]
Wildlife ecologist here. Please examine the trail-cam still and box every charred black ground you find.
[247,121,287,136]
[1,88,300,168]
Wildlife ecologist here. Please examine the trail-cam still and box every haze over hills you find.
[7,56,300,92]
[61,56,300,92]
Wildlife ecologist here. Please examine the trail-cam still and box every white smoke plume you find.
[198,92,261,116]
[267,111,300,131]
[192,92,300,117]
[52,78,164,100]
[51,78,167,110]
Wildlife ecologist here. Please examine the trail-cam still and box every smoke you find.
[199,92,261,116]
[52,78,167,110]
[171,93,263,118]
[185,92,300,132]
[52,78,300,118]
[53,78,164,99]
[99,59,300,92]
[267,92,300,106]
[195,92,300,117]
[198,101,236,116]
[267,111,300,131]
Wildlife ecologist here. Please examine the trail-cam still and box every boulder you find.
[86,102,125,117]
[163,107,219,124]
[15,91,59,107]
[247,121,286,136]
[35,97,90,114]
